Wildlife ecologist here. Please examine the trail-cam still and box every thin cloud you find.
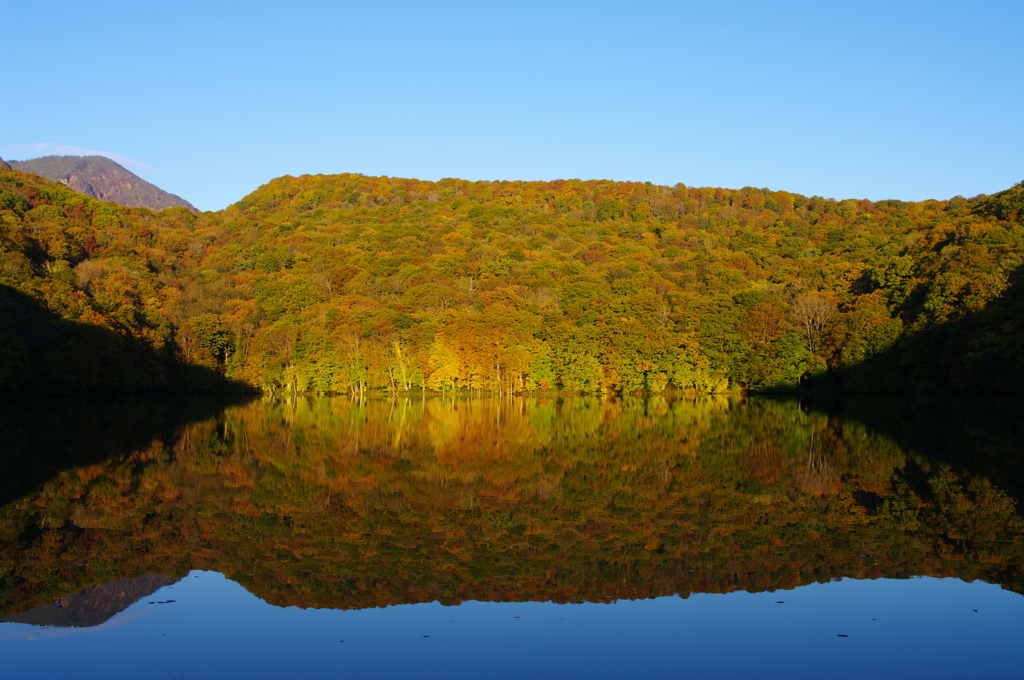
[8,143,155,172]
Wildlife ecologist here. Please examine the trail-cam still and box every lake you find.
[2,394,1023,679]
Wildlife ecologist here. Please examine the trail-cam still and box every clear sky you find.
[2,0,1021,211]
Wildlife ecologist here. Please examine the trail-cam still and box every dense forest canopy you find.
[2,165,1023,395]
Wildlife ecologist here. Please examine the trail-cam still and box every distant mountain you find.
[0,156,11,169]
[7,155,197,211]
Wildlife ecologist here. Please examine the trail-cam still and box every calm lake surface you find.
[1,395,1023,679]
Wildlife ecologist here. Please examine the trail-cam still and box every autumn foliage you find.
[2,165,1024,395]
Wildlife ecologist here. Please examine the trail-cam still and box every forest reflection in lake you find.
[1,394,1023,678]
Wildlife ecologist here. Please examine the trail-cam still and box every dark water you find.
[1,395,1023,679]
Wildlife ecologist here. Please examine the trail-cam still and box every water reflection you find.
[0,574,180,629]
[1,395,1022,621]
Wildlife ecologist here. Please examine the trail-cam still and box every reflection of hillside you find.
[801,394,1024,516]
[0,394,257,507]
[0,574,180,628]
[2,396,1023,617]
[0,394,254,616]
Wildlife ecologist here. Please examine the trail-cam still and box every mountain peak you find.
[7,155,197,211]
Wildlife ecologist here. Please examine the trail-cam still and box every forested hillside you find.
[1,165,1022,395]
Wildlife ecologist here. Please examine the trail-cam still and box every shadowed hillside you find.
[807,261,1024,392]
[0,283,253,394]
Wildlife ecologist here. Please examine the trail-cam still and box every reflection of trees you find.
[794,431,840,495]
[745,442,783,485]
[3,395,1024,616]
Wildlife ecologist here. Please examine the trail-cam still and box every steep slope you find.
[0,166,241,393]
[8,155,197,211]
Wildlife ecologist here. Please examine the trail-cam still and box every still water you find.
[1,395,1023,678]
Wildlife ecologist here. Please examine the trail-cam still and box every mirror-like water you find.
[1,395,1022,678]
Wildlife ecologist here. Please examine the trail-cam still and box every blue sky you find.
[2,0,1021,211]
